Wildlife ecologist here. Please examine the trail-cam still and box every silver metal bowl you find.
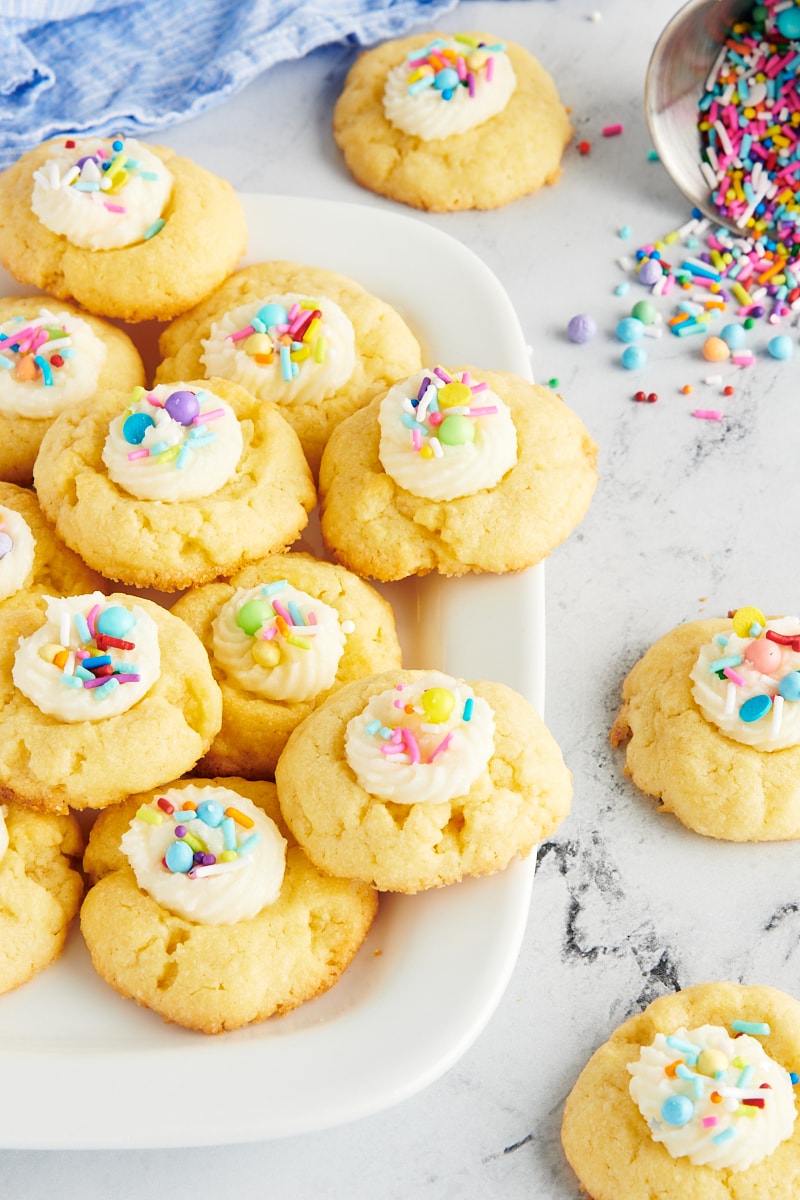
[644,0,753,232]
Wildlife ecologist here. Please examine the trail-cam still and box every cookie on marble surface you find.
[318,365,597,581]
[33,377,316,591]
[155,261,423,476]
[333,32,572,212]
[610,609,800,841]
[0,481,103,607]
[562,982,800,1200]
[171,552,403,780]
[0,134,246,322]
[81,777,378,1034]
[0,296,145,485]
[0,591,222,813]
[275,667,572,893]
[0,800,83,995]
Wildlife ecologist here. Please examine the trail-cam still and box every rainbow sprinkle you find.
[226,299,327,381]
[403,36,506,102]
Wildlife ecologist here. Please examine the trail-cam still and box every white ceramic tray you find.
[0,194,543,1149]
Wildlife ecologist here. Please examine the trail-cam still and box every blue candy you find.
[96,605,136,638]
[165,841,194,874]
[739,694,772,723]
[122,411,155,445]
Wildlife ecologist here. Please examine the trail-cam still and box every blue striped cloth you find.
[0,0,459,169]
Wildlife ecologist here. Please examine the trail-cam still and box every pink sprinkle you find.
[127,448,149,460]
[146,392,164,407]
[271,599,291,623]
[193,407,225,423]
[468,406,498,416]
[702,1117,718,1128]
[228,325,255,342]
[456,55,466,81]
[470,380,489,393]
[486,55,494,82]
[87,603,101,637]
[692,409,723,420]
[307,611,318,626]
[400,727,421,764]
[602,123,624,137]
[427,731,453,763]
[433,367,453,384]
[461,371,471,387]
[380,743,406,756]
[412,427,422,451]
[103,202,126,213]
[723,666,746,686]
[287,303,300,321]
[732,352,755,367]
[261,625,278,641]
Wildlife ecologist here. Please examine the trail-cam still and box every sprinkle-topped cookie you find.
[377,366,518,501]
[383,35,516,139]
[12,592,160,723]
[690,606,800,749]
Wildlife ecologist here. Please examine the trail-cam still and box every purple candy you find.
[0,532,12,559]
[567,314,597,344]
[164,389,200,426]
[638,258,663,285]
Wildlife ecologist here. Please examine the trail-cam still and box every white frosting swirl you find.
[628,1024,796,1170]
[212,581,346,702]
[120,785,286,925]
[345,671,494,805]
[691,616,800,750]
[102,383,243,502]
[0,805,8,867]
[378,368,517,501]
[383,37,516,140]
[0,506,35,601]
[201,292,356,409]
[31,135,172,251]
[12,592,160,723]
[0,308,107,419]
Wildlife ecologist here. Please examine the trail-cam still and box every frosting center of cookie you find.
[31,135,172,251]
[628,1022,797,1170]
[0,308,107,419]
[383,36,516,141]
[212,580,349,702]
[0,505,35,601]
[102,383,243,502]
[345,671,494,804]
[121,785,287,925]
[12,592,160,723]
[378,367,518,501]
[201,292,356,408]
[691,608,800,750]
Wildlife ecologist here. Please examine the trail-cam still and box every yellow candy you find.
[38,643,65,664]
[421,687,456,724]
[467,50,488,69]
[219,850,238,862]
[696,1048,728,1077]
[243,333,272,356]
[419,445,434,458]
[732,606,766,638]
[437,381,472,409]
[252,639,281,668]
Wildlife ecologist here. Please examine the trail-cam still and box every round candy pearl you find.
[96,605,135,638]
[638,258,663,285]
[732,606,765,638]
[744,638,782,674]
[165,389,200,426]
[631,300,657,326]
[661,1095,693,1127]
[621,345,647,370]
[739,694,772,723]
[779,672,800,703]
[165,841,194,874]
[768,335,793,360]
[616,316,644,343]
[434,67,459,92]
[702,336,730,362]
[236,598,273,636]
[421,687,456,724]
[243,332,272,356]
[196,800,224,828]
[778,7,800,38]
[252,639,282,668]
[697,1047,729,1077]
[256,303,288,328]
[438,414,475,445]
[122,411,155,445]
[720,322,746,350]
[567,314,597,343]
[0,531,12,559]
[437,381,472,409]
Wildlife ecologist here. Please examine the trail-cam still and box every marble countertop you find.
[5,1,800,1196]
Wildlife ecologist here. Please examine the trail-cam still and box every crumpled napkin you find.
[0,0,459,168]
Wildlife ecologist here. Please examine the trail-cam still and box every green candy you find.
[236,598,273,635]
[438,414,475,446]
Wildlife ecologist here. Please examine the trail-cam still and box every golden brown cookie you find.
[155,261,423,476]
[81,777,379,1034]
[275,667,572,893]
[333,32,572,212]
[0,591,222,812]
[610,614,800,841]
[33,377,316,591]
[0,135,246,322]
[318,366,597,580]
[0,481,103,607]
[171,552,403,780]
[0,295,145,484]
[0,801,83,995]
[562,982,800,1200]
